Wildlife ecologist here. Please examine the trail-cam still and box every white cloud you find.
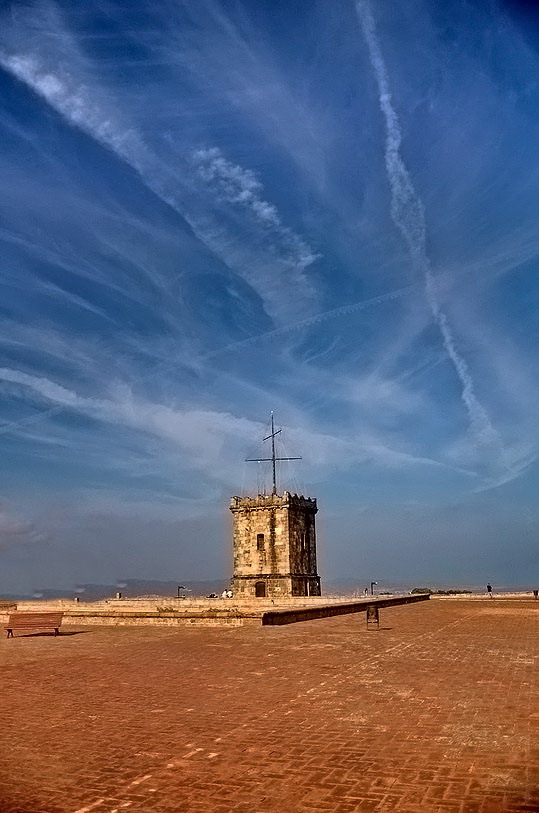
[0,43,319,322]
[0,367,87,408]
[347,372,425,416]
[356,0,501,455]
[0,366,471,487]
[191,146,320,316]
[1,54,141,158]
[0,505,44,550]
[193,147,320,273]
[194,147,281,227]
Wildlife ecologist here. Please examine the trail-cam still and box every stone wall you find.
[4,595,355,628]
[230,492,321,598]
[2,595,431,628]
[230,494,290,582]
[13,595,341,613]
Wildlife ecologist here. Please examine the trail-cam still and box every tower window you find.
[256,533,265,550]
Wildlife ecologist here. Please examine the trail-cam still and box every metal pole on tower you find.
[271,412,277,495]
[245,413,302,497]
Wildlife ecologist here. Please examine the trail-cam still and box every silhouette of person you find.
[486,583,493,598]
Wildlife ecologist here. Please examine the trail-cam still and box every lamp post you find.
[370,581,378,596]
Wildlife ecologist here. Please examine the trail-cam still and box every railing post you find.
[366,604,380,630]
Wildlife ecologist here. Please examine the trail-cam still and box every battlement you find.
[230,491,317,512]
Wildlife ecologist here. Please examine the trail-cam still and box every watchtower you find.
[230,415,321,598]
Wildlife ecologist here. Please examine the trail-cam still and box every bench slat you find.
[7,613,63,621]
[5,612,63,638]
[7,620,61,627]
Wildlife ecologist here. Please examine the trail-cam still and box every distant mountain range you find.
[1,579,226,602]
[0,577,510,601]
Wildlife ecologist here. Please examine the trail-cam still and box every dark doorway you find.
[255,581,267,597]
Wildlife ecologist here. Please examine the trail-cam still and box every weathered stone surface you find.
[8,596,427,628]
[230,491,321,598]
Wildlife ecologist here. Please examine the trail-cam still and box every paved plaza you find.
[1,599,537,812]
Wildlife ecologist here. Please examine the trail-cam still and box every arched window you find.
[256,533,265,550]
[255,581,266,597]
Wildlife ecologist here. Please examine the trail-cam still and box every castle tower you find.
[230,415,321,598]
[230,492,321,598]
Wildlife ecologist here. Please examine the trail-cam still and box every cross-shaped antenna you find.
[245,412,301,495]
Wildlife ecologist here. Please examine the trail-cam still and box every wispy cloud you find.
[190,146,320,318]
[0,505,45,550]
[0,365,474,489]
[0,44,316,322]
[194,147,281,227]
[0,366,262,480]
[159,0,335,195]
[3,53,139,155]
[194,145,319,265]
[356,0,501,457]
[0,0,537,589]
[204,284,415,360]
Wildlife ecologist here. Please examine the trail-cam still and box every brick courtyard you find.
[1,599,537,812]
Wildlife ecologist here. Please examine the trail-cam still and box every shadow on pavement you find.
[7,630,94,638]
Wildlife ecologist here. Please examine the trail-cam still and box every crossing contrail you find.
[0,285,413,437]
[203,283,415,359]
[356,0,499,449]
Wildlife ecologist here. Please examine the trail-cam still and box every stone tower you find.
[230,492,321,598]
[230,414,321,598]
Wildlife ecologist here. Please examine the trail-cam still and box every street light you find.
[370,581,378,596]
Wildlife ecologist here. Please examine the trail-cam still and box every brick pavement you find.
[1,600,537,812]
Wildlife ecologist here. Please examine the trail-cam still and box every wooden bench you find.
[5,612,63,638]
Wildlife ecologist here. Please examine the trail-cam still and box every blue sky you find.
[0,0,537,594]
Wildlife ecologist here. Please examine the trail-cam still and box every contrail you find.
[203,283,415,359]
[0,285,413,437]
[356,1,499,449]
[0,405,64,436]
[0,51,316,323]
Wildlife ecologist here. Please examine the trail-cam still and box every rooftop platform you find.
[6,594,429,627]
[1,598,537,811]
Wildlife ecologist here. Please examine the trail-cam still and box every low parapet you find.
[261,593,430,625]
[9,594,429,627]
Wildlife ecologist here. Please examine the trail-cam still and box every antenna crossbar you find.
[245,457,302,462]
[245,412,302,495]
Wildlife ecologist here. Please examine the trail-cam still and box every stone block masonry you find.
[11,595,424,627]
[230,491,321,598]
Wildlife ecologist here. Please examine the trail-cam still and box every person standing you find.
[486,583,493,598]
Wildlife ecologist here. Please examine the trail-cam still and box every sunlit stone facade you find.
[230,492,321,598]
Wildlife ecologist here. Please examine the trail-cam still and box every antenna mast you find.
[246,411,301,496]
